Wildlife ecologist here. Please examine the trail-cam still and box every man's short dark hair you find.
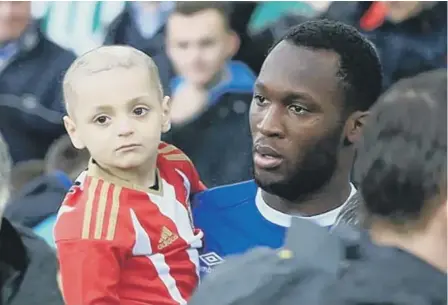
[172,1,231,29]
[353,69,447,224]
[277,20,383,113]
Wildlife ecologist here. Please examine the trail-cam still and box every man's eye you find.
[133,107,149,116]
[94,115,109,125]
[253,94,267,105]
[288,104,308,115]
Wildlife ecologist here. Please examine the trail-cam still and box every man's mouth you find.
[253,144,283,169]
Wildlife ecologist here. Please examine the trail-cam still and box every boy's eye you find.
[94,115,109,125]
[133,107,149,116]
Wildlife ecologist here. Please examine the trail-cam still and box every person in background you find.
[323,68,447,305]
[104,1,175,94]
[3,135,88,230]
[322,1,447,90]
[44,134,90,183]
[0,132,64,305]
[192,19,383,275]
[31,135,90,247]
[165,1,256,187]
[0,1,75,163]
[9,159,45,195]
[188,69,447,305]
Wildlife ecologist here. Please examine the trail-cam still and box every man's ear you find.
[226,30,241,58]
[345,111,369,145]
[161,96,172,133]
[63,116,85,150]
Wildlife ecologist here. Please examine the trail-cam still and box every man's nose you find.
[256,104,285,138]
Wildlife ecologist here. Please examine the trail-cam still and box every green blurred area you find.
[31,1,320,55]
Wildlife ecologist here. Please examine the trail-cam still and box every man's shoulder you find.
[193,180,258,210]
[35,28,76,63]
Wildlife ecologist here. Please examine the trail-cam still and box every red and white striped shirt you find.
[54,143,206,305]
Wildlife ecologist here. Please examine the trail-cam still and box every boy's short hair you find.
[63,45,163,114]
[10,159,45,195]
[172,1,232,30]
[354,69,447,224]
[45,135,90,181]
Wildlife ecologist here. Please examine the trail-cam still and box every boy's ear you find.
[63,116,85,150]
[161,96,172,133]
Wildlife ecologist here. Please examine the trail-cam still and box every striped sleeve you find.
[54,176,124,242]
[80,178,123,241]
[159,143,207,193]
[55,177,128,305]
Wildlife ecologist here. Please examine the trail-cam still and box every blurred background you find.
[0,0,446,247]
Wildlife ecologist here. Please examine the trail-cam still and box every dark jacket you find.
[103,4,174,95]
[321,230,447,305]
[164,61,256,187]
[323,1,447,90]
[190,220,447,305]
[0,24,75,163]
[4,172,70,229]
[0,218,63,305]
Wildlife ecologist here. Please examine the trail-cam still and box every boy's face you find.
[64,67,171,171]
[166,9,237,87]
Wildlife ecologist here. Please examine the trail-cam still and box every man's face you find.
[0,1,30,43]
[64,67,170,171]
[250,41,347,201]
[166,9,233,87]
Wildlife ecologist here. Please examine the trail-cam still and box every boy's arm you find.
[57,239,124,305]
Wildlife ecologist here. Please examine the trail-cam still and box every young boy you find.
[54,45,206,305]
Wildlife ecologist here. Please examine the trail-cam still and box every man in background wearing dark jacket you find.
[0,132,63,305]
[323,1,447,90]
[325,69,447,304]
[0,1,75,163]
[164,2,256,186]
[103,1,175,94]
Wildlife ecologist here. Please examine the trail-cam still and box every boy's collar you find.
[87,159,162,195]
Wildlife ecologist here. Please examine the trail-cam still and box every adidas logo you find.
[158,226,179,250]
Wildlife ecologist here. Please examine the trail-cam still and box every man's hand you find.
[171,83,209,125]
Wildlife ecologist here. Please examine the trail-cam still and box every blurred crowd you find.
[0,1,446,304]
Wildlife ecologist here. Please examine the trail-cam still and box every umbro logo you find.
[199,252,225,267]
[158,226,179,250]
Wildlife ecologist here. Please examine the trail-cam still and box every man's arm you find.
[56,239,125,305]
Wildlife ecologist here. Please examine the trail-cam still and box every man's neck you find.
[262,176,352,217]
[370,219,447,273]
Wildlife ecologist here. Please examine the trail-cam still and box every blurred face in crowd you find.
[384,1,428,23]
[250,41,348,201]
[63,66,171,172]
[0,1,31,43]
[166,9,239,87]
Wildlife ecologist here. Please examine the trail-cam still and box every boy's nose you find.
[117,119,134,137]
